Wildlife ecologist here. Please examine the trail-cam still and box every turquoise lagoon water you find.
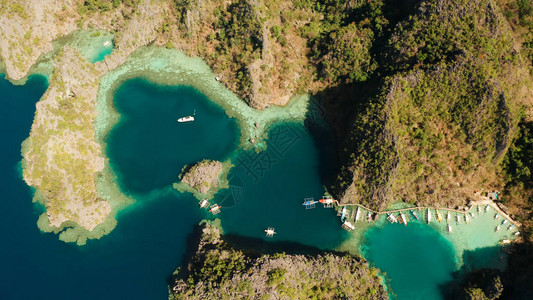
[0,74,514,299]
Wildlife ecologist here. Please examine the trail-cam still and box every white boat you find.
[427,209,432,223]
[342,221,355,231]
[494,213,500,220]
[448,225,452,233]
[470,212,475,219]
[355,207,361,222]
[341,206,347,221]
[495,225,500,232]
[103,40,111,46]
[446,212,451,222]
[502,219,507,225]
[465,215,470,224]
[177,116,194,122]
[456,214,461,224]
[508,225,515,231]
[485,205,490,213]
[400,212,407,226]
[500,239,511,244]
[477,206,481,213]
[199,199,209,208]
[367,211,372,222]
[514,231,520,236]
[387,214,398,223]
[265,227,276,237]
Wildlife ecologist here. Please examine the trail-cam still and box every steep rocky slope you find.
[169,223,387,300]
[333,0,532,211]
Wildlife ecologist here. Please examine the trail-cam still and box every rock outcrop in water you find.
[169,222,387,300]
[179,160,223,194]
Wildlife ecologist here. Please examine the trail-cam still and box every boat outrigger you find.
[199,199,209,208]
[265,227,276,237]
[302,198,318,209]
[411,210,420,221]
[341,221,355,231]
[319,196,335,208]
[341,206,347,222]
[209,204,221,215]
[387,214,398,223]
[400,212,407,226]
[436,210,443,223]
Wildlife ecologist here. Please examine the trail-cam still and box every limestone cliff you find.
[169,223,387,300]
[22,46,109,231]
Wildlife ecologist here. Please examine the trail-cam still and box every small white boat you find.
[465,215,470,224]
[265,227,276,237]
[342,221,355,231]
[500,239,511,244]
[400,212,407,226]
[470,212,475,219]
[495,225,500,232]
[508,225,514,231]
[427,209,432,224]
[367,211,372,223]
[446,212,451,222]
[477,206,481,213]
[387,214,398,223]
[177,116,194,122]
[456,214,461,224]
[199,199,209,208]
[355,207,361,222]
[447,225,452,233]
[103,40,111,47]
[514,231,520,236]
[502,219,507,225]
[485,205,490,213]
[494,213,500,220]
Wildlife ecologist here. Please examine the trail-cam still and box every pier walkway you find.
[336,199,521,228]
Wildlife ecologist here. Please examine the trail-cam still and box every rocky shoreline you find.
[169,222,387,300]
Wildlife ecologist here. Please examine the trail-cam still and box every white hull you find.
[177,116,194,122]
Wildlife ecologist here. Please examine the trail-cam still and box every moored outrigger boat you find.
[446,212,451,222]
[456,213,461,224]
[427,208,432,224]
[448,224,452,233]
[485,205,490,213]
[411,210,420,221]
[465,214,470,224]
[341,221,355,231]
[494,213,500,220]
[265,227,276,237]
[495,225,500,232]
[436,210,443,223]
[399,212,408,226]
[477,206,481,214]
[199,199,209,208]
[387,213,398,223]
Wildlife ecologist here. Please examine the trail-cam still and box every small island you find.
[169,222,387,300]
[174,160,225,197]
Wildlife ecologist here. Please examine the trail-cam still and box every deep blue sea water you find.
[0,74,507,299]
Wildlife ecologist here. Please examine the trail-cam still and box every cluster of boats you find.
[199,198,221,215]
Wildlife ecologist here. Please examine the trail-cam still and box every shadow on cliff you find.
[437,242,533,299]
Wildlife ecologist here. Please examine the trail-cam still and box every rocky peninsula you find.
[169,222,387,300]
